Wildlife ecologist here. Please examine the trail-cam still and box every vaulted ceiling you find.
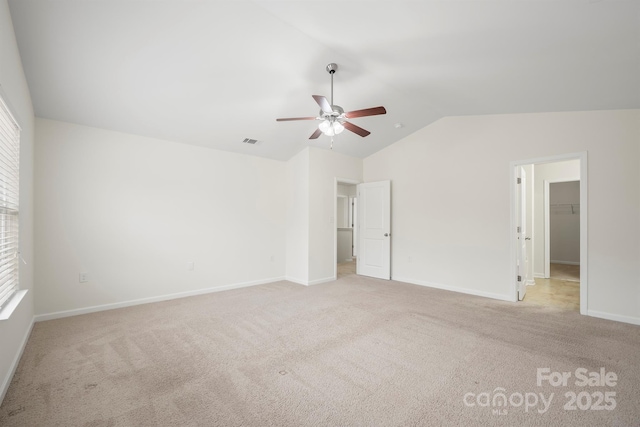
[8,0,640,161]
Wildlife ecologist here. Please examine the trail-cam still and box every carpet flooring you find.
[1,275,639,426]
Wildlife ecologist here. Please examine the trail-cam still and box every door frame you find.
[516,166,529,301]
[544,179,581,279]
[334,178,361,279]
[510,152,588,315]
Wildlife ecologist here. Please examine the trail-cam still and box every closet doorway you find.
[511,152,587,315]
[527,180,581,311]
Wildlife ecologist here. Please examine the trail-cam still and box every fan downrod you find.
[326,63,338,106]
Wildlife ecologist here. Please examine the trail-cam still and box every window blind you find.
[0,96,20,311]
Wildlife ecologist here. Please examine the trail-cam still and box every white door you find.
[357,181,391,279]
[350,197,358,257]
[517,167,528,300]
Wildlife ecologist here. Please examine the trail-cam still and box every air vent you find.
[242,138,258,144]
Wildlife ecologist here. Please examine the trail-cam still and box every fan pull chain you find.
[330,137,334,150]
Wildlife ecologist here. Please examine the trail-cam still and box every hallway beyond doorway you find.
[549,263,579,282]
[526,263,580,311]
[337,260,356,279]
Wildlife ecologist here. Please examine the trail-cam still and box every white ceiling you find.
[8,0,640,161]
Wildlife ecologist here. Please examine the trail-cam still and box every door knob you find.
[525,237,531,240]
[384,233,390,237]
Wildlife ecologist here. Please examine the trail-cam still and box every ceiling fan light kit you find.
[318,117,344,136]
[276,63,387,146]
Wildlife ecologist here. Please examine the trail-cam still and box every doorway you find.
[524,180,581,311]
[334,179,392,280]
[511,153,587,315]
[545,181,580,279]
[335,180,358,278]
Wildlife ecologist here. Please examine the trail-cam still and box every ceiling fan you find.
[276,63,387,143]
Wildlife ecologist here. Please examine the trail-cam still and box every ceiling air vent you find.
[242,138,258,144]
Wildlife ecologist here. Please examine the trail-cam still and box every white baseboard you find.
[1,316,34,405]
[587,310,640,326]
[534,273,546,278]
[526,279,536,286]
[35,276,286,322]
[392,276,514,302]
[285,276,336,286]
[308,276,335,286]
[285,276,308,286]
[551,260,580,266]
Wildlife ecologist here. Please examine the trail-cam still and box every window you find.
[0,95,20,311]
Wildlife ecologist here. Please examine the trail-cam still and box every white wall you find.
[532,160,580,275]
[336,196,348,228]
[309,148,362,283]
[364,110,640,323]
[549,181,580,264]
[285,147,361,284]
[337,229,353,263]
[0,0,35,403]
[337,184,356,197]
[285,148,309,284]
[35,119,286,316]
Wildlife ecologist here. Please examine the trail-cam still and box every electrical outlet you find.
[270,255,275,262]
[79,272,89,283]
[187,261,195,271]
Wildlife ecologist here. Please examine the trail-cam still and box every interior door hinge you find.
[517,226,521,233]
[517,178,521,184]
[517,275,522,282]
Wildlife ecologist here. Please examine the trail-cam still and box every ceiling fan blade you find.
[312,95,333,114]
[344,106,387,119]
[343,121,371,137]
[276,116,317,121]
[309,128,322,139]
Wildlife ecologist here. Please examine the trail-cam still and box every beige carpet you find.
[1,275,639,426]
